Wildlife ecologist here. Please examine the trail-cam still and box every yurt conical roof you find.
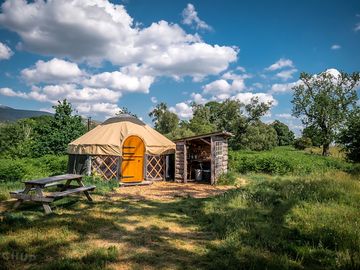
[68,115,175,156]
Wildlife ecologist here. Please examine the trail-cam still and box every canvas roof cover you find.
[68,115,175,156]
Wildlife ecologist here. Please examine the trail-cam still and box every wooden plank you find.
[25,174,83,185]
[47,185,96,198]
[183,143,187,183]
[210,136,215,185]
[10,193,54,203]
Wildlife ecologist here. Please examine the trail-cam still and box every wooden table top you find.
[24,174,83,185]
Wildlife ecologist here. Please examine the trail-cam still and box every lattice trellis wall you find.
[146,155,165,180]
[91,155,119,181]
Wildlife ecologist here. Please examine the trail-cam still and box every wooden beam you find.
[183,143,187,183]
[199,138,211,145]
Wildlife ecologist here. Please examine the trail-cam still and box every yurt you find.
[67,115,176,184]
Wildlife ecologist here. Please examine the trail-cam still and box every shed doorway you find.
[121,135,145,182]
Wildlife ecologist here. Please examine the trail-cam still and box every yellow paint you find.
[121,135,145,182]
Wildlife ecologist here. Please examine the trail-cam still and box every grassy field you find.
[0,148,360,269]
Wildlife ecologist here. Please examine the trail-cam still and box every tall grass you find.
[196,172,360,269]
[229,146,355,175]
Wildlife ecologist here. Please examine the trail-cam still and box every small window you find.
[215,141,223,156]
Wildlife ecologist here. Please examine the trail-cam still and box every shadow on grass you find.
[1,176,359,270]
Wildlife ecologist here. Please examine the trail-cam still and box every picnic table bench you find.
[10,174,95,214]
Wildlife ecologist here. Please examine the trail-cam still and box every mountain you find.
[0,105,53,122]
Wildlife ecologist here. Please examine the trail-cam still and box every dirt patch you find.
[108,181,234,201]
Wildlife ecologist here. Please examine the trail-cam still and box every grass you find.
[0,149,360,269]
[229,146,356,175]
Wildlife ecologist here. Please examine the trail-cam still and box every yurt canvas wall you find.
[67,115,176,183]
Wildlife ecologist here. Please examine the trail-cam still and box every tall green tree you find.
[34,100,86,155]
[292,70,360,156]
[188,103,216,134]
[271,120,295,146]
[338,107,360,162]
[302,125,323,147]
[149,102,179,134]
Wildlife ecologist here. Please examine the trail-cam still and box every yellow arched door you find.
[121,135,145,183]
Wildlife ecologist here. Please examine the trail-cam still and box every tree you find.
[188,103,216,134]
[238,121,278,151]
[244,97,272,122]
[292,70,360,156]
[116,107,138,118]
[35,100,86,155]
[302,125,322,147]
[149,102,179,134]
[338,107,360,162]
[271,120,295,146]
[294,137,312,150]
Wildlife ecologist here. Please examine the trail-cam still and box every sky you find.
[0,0,359,135]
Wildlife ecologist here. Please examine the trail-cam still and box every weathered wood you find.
[10,182,63,194]
[10,193,54,202]
[210,137,215,185]
[25,174,82,185]
[35,186,53,214]
[47,185,96,198]
[183,143,187,183]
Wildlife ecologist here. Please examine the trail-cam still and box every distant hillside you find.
[0,105,53,122]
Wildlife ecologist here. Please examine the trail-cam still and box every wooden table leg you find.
[13,185,32,209]
[35,186,52,214]
[76,179,93,201]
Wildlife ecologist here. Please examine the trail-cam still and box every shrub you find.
[217,171,238,185]
[294,137,312,150]
[0,160,27,182]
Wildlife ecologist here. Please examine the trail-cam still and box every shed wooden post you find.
[210,136,215,185]
[86,155,92,176]
[183,142,187,183]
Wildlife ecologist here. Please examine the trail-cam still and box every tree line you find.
[0,70,359,162]
[149,98,295,151]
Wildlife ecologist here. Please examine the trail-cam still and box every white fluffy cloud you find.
[203,71,248,96]
[169,102,193,119]
[270,80,301,93]
[21,58,83,83]
[83,69,154,93]
[181,3,212,31]
[0,0,236,79]
[0,42,13,60]
[266,58,294,71]
[0,87,27,98]
[276,68,298,81]
[275,113,295,119]
[331,44,341,50]
[232,92,277,106]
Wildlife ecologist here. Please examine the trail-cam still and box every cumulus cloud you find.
[83,69,154,93]
[190,92,207,104]
[0,87,27,98]
[21,58,83,84]
[331,44,341,50]
[266,58,294,71]
[0,42,13,60]
[203,70,249,96]
[275,113,296,119]
[169,102,193,119]
[270,80,301,94]
[276,68,298,81]
[181,3,212,31]
[0,0,236,79]
[232,92,277,106]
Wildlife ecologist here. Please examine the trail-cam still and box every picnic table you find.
[10,174,96,214]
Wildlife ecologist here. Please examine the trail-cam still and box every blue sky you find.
[0,0,359,134]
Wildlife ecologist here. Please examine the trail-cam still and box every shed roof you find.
[173,131,233,142]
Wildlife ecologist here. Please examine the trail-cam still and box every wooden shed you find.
[174,131,233,185]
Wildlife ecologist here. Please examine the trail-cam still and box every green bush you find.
[217,171,239,185]
[294,136,312,150]
[0,160,27,182]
